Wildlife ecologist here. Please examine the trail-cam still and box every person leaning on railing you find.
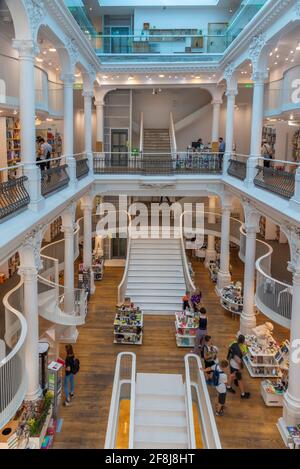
[261,139,273,168]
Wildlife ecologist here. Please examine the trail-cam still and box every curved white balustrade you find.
[38,221,86,325]
[0,281,27,429]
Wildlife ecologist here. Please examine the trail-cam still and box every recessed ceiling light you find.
[74,73,80,77]
[174,76,178,79]
[213,74,216,77]
[195,76,201,79]
[297,42,300,51]
[46,118,53,122]
[159,74,165,78]
[102,75,108,79]
[48,62,52,66]
[128,76,134,80]
[168,75,172,78]
[0,110,3,113]
[291,59,295,62]
[275,47,278,52]
[269,52,273,56]
[276,54,280,58]
[42,51,47,55]
[49,48,56,52]
[116,75,119,78]
[290,50,294,54]
[285,57,289,61]
[56,67,60,71]
[274,62,278,65]
[36,57,43,62]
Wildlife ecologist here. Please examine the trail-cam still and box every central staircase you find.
[134,373,189,449]
[143,128,172,173]
[125,236,187,314]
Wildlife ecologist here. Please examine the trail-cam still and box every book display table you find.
[175,311,199,347]
[114,303,143,345]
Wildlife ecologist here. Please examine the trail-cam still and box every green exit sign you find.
[244,83,253,88]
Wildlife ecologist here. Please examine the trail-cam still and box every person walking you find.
[226,334,250,399]
[38,138,52,171]
[203,335,219,382]
[192,307,208,357]
[202,359,229,416]
[218,137,226,170]
[261,139,273,168]
[64,344,79,406]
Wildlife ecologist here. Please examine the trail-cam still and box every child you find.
[203,359,229,416]
[182,291,191,311]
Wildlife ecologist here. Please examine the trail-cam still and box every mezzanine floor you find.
[52,248,287,449]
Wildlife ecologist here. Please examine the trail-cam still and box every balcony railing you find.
[93,152,223,175]
[254,160,296,199]
[74,153,89,179]
[85,33,229,62]
[227,155,248,181]
[38,157,70,197]
[0,166,30,222]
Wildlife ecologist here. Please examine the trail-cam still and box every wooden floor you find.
[53,248,287,449]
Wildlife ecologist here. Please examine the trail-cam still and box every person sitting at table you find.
[196,138,204,151]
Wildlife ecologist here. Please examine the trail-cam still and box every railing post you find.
[289,167,300,212]
[66,155,78,189]
[245,156,259,188]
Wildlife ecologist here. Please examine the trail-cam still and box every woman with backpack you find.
[64,344,80,407]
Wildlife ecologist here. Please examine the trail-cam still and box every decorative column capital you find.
[211,98,223,106]
[82,90,94,98]
[18,265,38,280]
[94,100,105,107]
[251,70,269,84]
[19,224,45,271]
[12,39,39,58]
[65,37,79,70]
[61,225,76,238]
[226,88,238,98]
[249,33,267,75]
[243,201,260,233]
[60,73,75,86]
[22,0,45,39]
[61,201,77,228]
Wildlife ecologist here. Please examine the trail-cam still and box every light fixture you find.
[35,118,42,126]
[102,75,108,79]
[195,76,201,79]
[275,47,278,52]
[128,75,134,80]
[42,51,47,55]
[168,75,172,78]
[46,118,53,122]
[48,62,52,66]
[269,52,273,56]
[116,75,120,78]
[74,73,80,77]
[159,74,165,78]
[297,42,300,51]
[291,59,295,63]
[285,57,289,61]
[274,62,278,65]
[0,110,3,113]
[36,57,43,62]
[276,54,280,58]
[290,50,294,54]
[49,48,56,52]
[56,67,60,71]
[13,110,17,115]
[290,114,294,120]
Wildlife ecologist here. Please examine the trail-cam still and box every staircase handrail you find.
[117,211,132,304]
[184,352,196,449]
[169,112,177,158]
[180,211,196,293]
[105,352,136,449]
[184,353,221,449]
[139,112,144,155]
[1,280,28,428]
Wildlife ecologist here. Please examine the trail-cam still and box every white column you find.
[83,90,94,174]
[61,224,75,315]
[205,196,217,267]
[223,89,236,175]
[217,203,232,292]
[13,39,44,211]
[240,225,258,334]
[61,73,77,187]
[19,233,43,401]
[81,195,95,294]
[95,100,104,150]
[246,71,267,187]
[211,99,222,142]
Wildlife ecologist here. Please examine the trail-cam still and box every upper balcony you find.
[67,0,268,66]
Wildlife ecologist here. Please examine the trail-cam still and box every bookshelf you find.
[6,117,21,167]
[292,129,300,162]
[262,126,276,155]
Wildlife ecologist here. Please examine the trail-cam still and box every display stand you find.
[78,264,91,298]
[260,380,284,406]
[220,282,243,318]
[175,311,199,347]
[114,301,143,345]
[243,334,281,378]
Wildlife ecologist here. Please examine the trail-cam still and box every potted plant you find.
[28,392,53,449]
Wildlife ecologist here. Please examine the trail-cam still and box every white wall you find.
[133,7,231,34]
[132,88,211,130]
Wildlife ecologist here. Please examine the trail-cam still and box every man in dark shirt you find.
[226,335,250,399]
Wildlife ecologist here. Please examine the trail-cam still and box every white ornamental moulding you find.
[12,39,39,58]
[21,224,46,271]
[294,0,300,19]
[23,0,46,39]
[249,33,267,73]
[65,37,79,69]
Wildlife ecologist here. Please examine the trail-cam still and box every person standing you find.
[218,137,226,170]
[39,138,52,171]
[193,307,208,356]
[203,335,219,382]
[261,139,273,168]
[202,359,229,416]
[226,334,250,399]
[64,344,79,406]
